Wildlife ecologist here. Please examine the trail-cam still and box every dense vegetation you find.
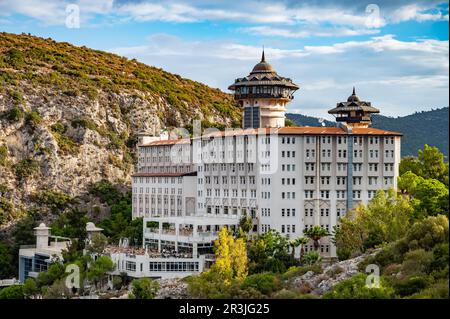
[287,107,449,157]
[330,144,449,299]
[0,32,241,127]
[0,179,153,299]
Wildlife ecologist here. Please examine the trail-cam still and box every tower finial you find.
[261,46,265,62]
[352,86,356,95]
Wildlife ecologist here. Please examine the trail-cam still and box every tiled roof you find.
[278,126,402,136]
[139,126,402,147]
[140,138,191,147]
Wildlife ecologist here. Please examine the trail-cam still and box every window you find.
[353,190,361,199]
[320,190,330,199]
[126,261,136,272]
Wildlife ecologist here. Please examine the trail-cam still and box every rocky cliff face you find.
[0,32,240,228]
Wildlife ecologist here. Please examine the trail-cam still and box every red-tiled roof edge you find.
[139,127,402,146]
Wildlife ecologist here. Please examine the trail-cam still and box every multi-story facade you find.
[125,53,402,278]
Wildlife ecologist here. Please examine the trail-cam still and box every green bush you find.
[88,180,122,205]
[14,158,39,182]
[401,249,433,276]
[0,198,14,224]
[430,243,449,274]
[50,123,79,154]
[281,264,322,280]
[4,48,25,68]
[0,146,7,166]
[408,279,449,299]
[240,273,281,296]
[323,273,395,299]
[390,275,432,297]
[34,189,73,213]
[25,111,43,128]
[5,107,24,121]
[405,215,449,250]
[0,284,24,299]
[303,251,322,265]
[0,241,14,278]
[130,278,160,299]
[70,117,98,131]
[261,257,286,274]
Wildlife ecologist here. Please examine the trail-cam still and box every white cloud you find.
[240,26,381,38]
[1,0,447,28]
[0,0,114,25]
[109,33,448,118]
[390,4,449,23]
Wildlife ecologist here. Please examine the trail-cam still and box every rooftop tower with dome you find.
[228,50,299,129]
[328,87,380,128]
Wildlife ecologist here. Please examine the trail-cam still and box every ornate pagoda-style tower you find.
[228,50,299,129]
[328,87,380,128]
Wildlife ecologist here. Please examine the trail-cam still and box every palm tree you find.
[297,237,309,261]
[289,237,309,261]
[303,226,330,251]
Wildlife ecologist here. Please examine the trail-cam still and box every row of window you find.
[281,224,296,233]
[135,187,183,194]
[133,177,183,184]
[202,175,256,185]
[304,163,394,172]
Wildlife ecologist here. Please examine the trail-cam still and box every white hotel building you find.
[124,52,401,278]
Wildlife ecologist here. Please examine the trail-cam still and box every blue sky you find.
[0,0,448,119]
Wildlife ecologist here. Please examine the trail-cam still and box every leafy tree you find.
[401,249,433,276]
[238,214,253,235]
[23,278,38,298]
[289,237,309,261]
[261,257,286,274]
[303,226,330,251]
[400,145,449,186]
[397,171,423,194]
[186,270,233,298]
[230,237,248,281]
[42,279,73,299]
[247,230,293,274]
[186,227,248,298]
[50,209,88,249]
[240,272,281,295]
[86,233,108,255]
[334,189,413,258]
[34,189,73,214]
[37,262,65,287]
[399,156,421,176]
[0,241,14,278]
[405,215,449,251]
[88,180,122,205]
[86,256,114,288]
[417,144,449,186]
[61,239,83,264]
[123,217,143,246]
[0,284,24,299]
[412,179,449,218]
[210,226,248,284]
[323,273,395,299]
[129,278,160,299]
[357,215,449,298]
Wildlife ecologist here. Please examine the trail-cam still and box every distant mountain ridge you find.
[287,107,449,157]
